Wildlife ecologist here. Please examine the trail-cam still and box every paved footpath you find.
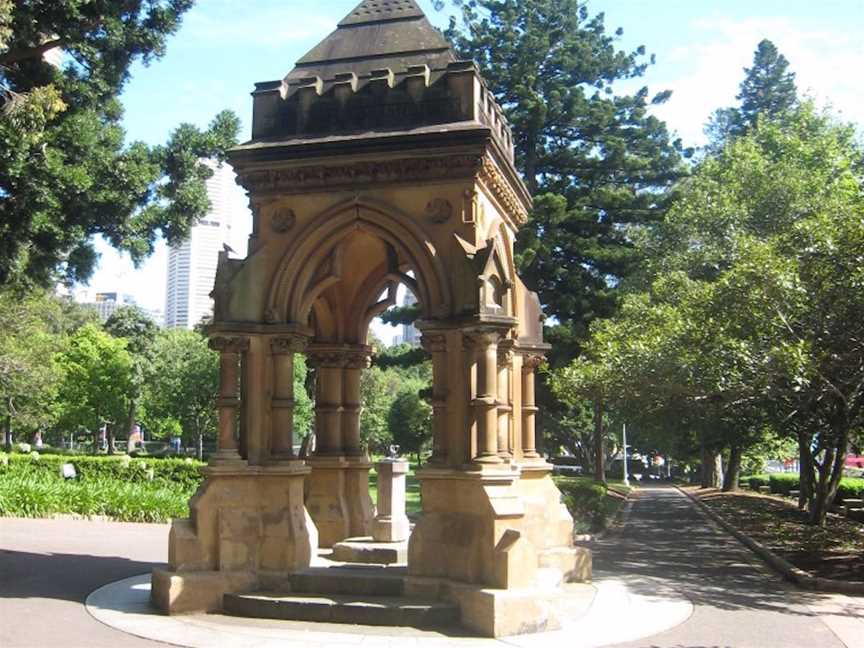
[593,484,863,648]
[1,486,862,648]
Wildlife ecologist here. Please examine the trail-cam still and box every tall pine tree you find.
[706,39,798,146]
[444,0,688,359]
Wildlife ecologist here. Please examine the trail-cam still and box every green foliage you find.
[746,475,770,490]
[388,389,432,464]
[3,453,204,488]
[0,1,240,288]
[55,324,134,436]
[444,0,688,352]
[0,453,203,521]
[554,476,622,533]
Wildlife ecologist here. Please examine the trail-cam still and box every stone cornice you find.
[209,336,250,354]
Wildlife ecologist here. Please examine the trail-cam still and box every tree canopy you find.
[444,0,688,354]
[0,0,240,289]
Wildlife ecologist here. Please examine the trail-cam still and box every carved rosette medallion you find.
[424,198,453,224]
[271,208,296,233]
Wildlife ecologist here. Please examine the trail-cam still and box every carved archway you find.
[267,199,451,338]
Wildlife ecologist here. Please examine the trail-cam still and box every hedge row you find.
[744,473,864,502]
[554,476,617,534]
[0,454,205,490]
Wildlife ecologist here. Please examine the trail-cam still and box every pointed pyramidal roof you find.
[286,0,454,86]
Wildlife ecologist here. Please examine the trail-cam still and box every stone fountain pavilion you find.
[151,0,591,637]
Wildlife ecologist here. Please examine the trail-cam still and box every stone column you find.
[372,458,410,542]
[308,349,345,456]
[421,332,448,465]
[209,336,249,462]
[521,354,544,459]
[342,346,372,457]
[497,344,513,460]
[270,335,308,460]
[468,329,502,465]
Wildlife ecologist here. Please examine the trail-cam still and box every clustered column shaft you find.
[270,335,308,459]
[497,345,513,459]
[469,329,503,465]
[521,354,543,459]
[209,336,250,460]
[342,347,371,457]
[422,332,449,464]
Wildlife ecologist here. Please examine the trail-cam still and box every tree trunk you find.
[722,446,742,491]
[593,399,606,485]
[197,430,203,461]
[107,424,115,456]
[3,396,11,452]
[701,444,722,489]
[797,431,813,511]
[808,422,849,527]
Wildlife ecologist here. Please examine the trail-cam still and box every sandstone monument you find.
[151,0,590,636]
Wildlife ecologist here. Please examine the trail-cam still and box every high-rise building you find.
[164,161,249,329]
[402,290,420,346]
[77,291,137,322]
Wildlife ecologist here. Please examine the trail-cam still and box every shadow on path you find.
[592,485,855,619]
[0,548,164,604]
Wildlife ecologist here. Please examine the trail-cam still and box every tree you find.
[104,306,158,452]
[0,288,97,449]
[444,0,688,352]
[55,324,134,452]
[0,1,240,289]
[576,104,864,523]
[705,39,798,146]
[388,389,432,465]
[143,329,217,460]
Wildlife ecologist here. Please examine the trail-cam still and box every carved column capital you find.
[498,340,515,368]
[271,335,309,355]
[463,328,504,349]
[307,345,372,369]
[209,336,250,354]
[521,354,546,372]
[420,333,448,354]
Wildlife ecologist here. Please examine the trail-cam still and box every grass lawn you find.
[690,487,864,582]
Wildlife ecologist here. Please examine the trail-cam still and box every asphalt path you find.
[595,484,862,648]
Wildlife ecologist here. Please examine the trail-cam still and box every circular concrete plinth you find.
[86,572,692,648]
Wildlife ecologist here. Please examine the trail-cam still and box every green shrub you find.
[745,475,770,490]
[837,478,864,502]
[769,473,799,495]
[1,454,204,489]
[0,471,193,522]
[554,476,615,533]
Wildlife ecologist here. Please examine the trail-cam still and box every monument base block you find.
[151,569,256,614]
[152,462,317,614]
[331,536,408,565]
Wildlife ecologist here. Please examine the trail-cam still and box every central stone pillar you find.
[372,458,411,542]
[305,345,374,547]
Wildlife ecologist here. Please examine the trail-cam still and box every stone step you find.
[290,566,406,597]
[223,591,459,628]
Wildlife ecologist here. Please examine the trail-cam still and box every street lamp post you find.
[622,422,630,488]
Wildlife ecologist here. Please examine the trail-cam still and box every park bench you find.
[841,498,863,517]
[758,486,771,494]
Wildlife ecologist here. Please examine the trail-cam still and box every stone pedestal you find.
[151,461,318,614]
[305,455,373,547]
[372,459,411,543]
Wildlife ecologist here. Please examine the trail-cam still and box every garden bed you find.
[689,488,864,583]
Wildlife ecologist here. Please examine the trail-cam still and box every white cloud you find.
[650,15,864,146]
[81,238,168,312]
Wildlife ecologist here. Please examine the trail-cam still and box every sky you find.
[83,0,864,322]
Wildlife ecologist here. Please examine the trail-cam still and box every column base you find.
[305,455,373,547]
